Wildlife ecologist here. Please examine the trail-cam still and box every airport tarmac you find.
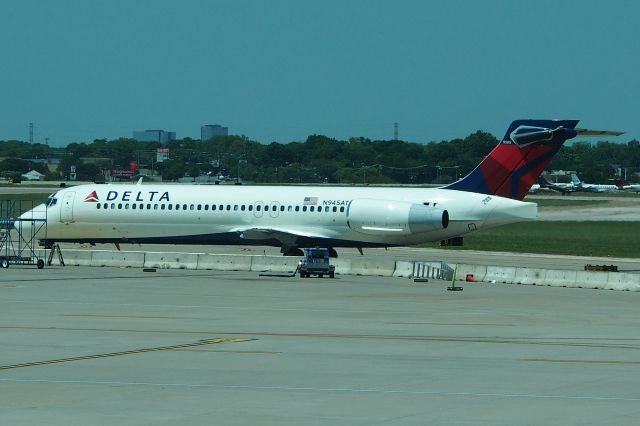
[1,266,640,425]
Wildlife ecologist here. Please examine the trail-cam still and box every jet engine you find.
[347,199,448,236]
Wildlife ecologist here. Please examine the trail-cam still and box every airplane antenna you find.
[29,122,34,143]
[393,122,399,141]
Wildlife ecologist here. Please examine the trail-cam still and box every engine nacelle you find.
[347,199,448,236]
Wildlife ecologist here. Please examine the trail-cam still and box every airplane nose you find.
[16,203,48,236]
[18,203,48,222]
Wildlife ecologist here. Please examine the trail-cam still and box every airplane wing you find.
[232,226,332,247]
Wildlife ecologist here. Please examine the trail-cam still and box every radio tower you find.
[393,122,398,141]
[29,122,34,143]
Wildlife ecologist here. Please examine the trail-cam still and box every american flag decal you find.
[303,196,318,205]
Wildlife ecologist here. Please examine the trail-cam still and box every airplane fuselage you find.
[22,183,536,249]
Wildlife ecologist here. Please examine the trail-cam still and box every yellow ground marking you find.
[0,338,253,371]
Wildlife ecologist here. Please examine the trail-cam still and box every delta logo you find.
[84,191,99,202]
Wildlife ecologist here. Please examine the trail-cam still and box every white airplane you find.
[537,175,577,195]
[614,177,640,194]
[19,120,622,256]
[570,173,619,193]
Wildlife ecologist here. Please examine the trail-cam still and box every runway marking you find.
[63,314,217,320]
[388,322,515,327]
[1,326,639,349]
[523,358,640,365]
[173,349,281,355]
[0,338,253,371]
[1,378,639,402]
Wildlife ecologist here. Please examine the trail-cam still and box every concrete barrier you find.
[144,252,199,269]
[61,249,94,266]
[514,267,547,285]
[332,258,352,275]
[90,250,145,268]
[574,270,609,289]
[605,273,640,291]
[44,248,640,292]
[393,261,415,278]
[453,263,488,282]
[250,256,298,273]
[196,254,253,271]
[485,266,517,283]
[349,258,396,276]
[543,269,578,287]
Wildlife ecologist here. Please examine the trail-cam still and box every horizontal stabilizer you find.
[575,129,624,137]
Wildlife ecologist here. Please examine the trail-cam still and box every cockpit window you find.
[46,196,58,207]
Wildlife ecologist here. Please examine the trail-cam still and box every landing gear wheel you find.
[1,258,9,268]
[37,259,45,269]
[282,247,304,256]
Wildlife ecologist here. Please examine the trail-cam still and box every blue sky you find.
[1,0,638,146]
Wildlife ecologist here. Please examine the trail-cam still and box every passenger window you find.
[340,206,345,213]
[325,206,329,212]
[302,206,307,212]
[234,205,238,211]
[139,204,144,210]
[212,205,217,211]
[226,205,231,211]
[183,204,187,210]
[265,205,269,212]
[241,205,246,211]
[125,204,129,210]
[248,205,253,211]
[189,205,194,210]
[280,205,285,212]
[295,206,300,212]
[197,204,202,211]
[204,205,209,211]
[96,204,100,209]
[103,203,108,209]
[257,205,261,211]
[118,203,122,209]
[132,204,137,210]
[161,204,166,210]
[310,206,314,212]
[167,204,172,210]
[146,204,151,210]
[154,204,158,210]
[332,206,337,212]
[287,206,292,212]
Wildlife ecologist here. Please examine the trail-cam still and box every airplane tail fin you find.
[537,175,553,188]
[570,173,582,185]
[614,177,625,188]
[444,120,580,200]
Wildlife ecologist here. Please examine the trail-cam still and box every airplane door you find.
[60,191,75,222]
[269,201,280,218]
[253,201,264,218]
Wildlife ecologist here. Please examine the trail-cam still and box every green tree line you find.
[0,133,638,184]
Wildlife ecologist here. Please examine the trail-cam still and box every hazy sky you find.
[1,0,638,146]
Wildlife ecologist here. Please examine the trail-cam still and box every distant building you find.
[22,170,45,181]
[133,130,176,143]
[201,124,228,141]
